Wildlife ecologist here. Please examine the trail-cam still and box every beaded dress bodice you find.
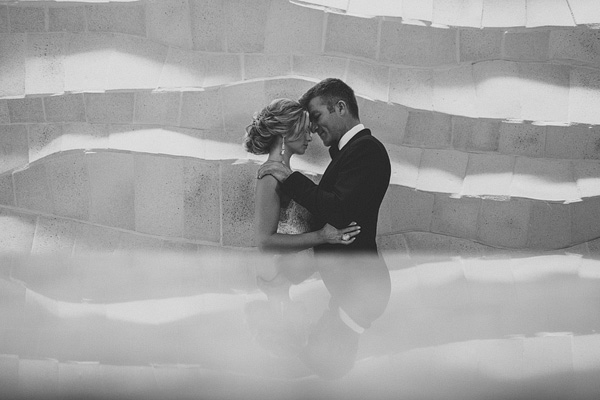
[277,197,318,235]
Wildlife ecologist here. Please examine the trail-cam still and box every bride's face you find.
[285,129,313,155]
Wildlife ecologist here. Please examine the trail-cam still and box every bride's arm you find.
[254,175,359,253]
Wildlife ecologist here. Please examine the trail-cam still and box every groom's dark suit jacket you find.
[280,128,391,255]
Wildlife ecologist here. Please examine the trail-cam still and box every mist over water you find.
[1,249,600,399]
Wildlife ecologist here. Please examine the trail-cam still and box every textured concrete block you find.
[223,0,269,53]
[292,54,347,81]
[504,30,550,61]
[388,145,422,187]
[358,99,409,146]
[8,6,45,33]
[61,123,110,152]
[202,53,242,87]
[158,47,205,88]
[86,3,146,36]
[44,94,86,123]
[519,63,570,123]
[402,0,434,22]
[25,33,66,95]
[527,200,572,249]
[433,64,477,117]
[31,216,77,254]
[511,157,579,202]
[220,81,266,133]
[28,124,64,162]
[416,149,468,194]
[478,197,530,248]
[0,100,8,123]
[134,154,184,237]
[461,153,515,197]
[568,67,600,125]
[221,161,258,247]
[87,151,135,230]
[389,67,433,110]
[48,6,85,32]
[452,117,500,152]
[325,13,378,60]
[526,0,574,27]
[0,208,36,252]
[574,160,600,199]
[346,60,390,101]
[13,161,53,214]
[183,159,220,243]
[388,185,435,232]
[264,0,323,54]
[568,0,600,25]
[179,89,223,130]
[433,0,483,27]
[380,22,457,67]
[7,97,44,123]
[0,173,14,206]
[459,29,503,62]
[73,223,120,255]
[63,33,114,92]
[404,231,487,257]
[546,125,600,160]
[404,111,452,148]
[146,0,192,49]
[431,194,480,239]
[85,93,134,124]
[189,0,226,51]
[572,197,600,243]
[46,152,89,220]
[0,34,26,97]
[106,36,169,90]
[264,78,315,105]
[0,125,28,175]
[473,61,521,119]
[133,91,181,126]
[498,122,545,157]
[550,29,600,66]
[481,0,526,27]
[244,54,291,80]
[0,6,7,33]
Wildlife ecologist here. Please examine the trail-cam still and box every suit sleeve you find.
[281,140,389,229]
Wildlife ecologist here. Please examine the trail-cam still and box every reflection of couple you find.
[244,78,392,378]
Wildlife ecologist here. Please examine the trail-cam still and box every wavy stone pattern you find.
[0,0,599,254]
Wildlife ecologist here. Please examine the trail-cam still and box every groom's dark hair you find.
[299,78,360,120]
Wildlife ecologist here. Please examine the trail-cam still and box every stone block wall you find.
[0,0,599,257]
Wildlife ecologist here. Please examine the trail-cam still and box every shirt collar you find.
[337,124,365,151]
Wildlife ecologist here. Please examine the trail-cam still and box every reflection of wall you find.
[0,0,600,255]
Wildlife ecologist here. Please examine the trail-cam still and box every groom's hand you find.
[257,161,292,182]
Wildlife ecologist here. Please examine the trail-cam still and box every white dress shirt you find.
[337,124,365,150]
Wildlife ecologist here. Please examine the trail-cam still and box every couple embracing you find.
[244,78,392,378]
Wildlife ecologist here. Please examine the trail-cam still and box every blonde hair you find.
[244,98,310,155]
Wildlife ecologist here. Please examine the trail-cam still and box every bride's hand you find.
[319,222,360,245]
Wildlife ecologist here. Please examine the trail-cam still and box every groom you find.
[257,78,391,256]
[258,78,392,378]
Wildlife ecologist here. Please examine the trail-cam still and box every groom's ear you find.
[336,100,348,116]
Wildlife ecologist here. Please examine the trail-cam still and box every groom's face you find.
[307,96,345,148]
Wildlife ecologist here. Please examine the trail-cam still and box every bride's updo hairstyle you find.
[244,98,310,155]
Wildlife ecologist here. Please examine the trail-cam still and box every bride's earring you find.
[281,137,286,157]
